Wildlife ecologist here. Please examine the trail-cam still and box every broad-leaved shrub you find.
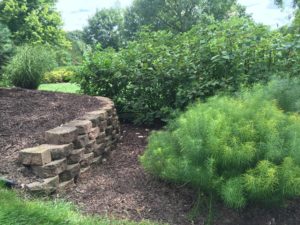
[77,17,299,124]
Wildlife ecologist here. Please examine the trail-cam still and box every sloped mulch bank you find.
[63,124,300,225]
[0,88,103,184]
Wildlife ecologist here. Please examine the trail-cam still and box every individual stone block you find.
[99,120,108,132]
[67,148,84,164]
[85,140,96,153]
[26,176,59,194]
[107,116,113,126]
[79,114,101,127]
[41,144,73,160]
[80,153,94,168]
[80,166,90,175]
[19,145,52,166]
[91,156,102,165]
[96,132,106,144]
[45,126,77,145]
[59,163,80,182]
[105,126,113,135]
[93,143,105,157]
[65,120,92,135]
[73,135,89,149]
[88,127,100,140]
[86,110,107,121]
[102,106,113,116]
[32,158,67,178]
[58,179,75,193]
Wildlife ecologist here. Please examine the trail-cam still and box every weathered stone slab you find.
[26,176,59,194]
[59,164,80,182]
[58,179,75,193]
[80,153,94,168]
[102,106,113,116]
[79,114,101,127]
[45,126,77,145]
[99,121,108,132]
[86,110,107,121]
[93,143,105,157]
[19,145,52,166]
[80,166,90,174]
[38,144,73,160]
[91,156,102,165]
[96,132,106,144]
[65,120,92,135]
[105,126,113,135]
[73,135,89,149]
[85,140,96,153]
[32,158,67,178]
[88,127,100,140]
[67,148,84,164]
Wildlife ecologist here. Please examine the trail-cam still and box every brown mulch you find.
[1,88,300,225]
[0,88,103,183]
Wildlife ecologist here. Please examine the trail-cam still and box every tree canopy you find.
[0,0,69,47]
[83,8,123,49]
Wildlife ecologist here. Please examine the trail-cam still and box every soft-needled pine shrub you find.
[141,92,300,209]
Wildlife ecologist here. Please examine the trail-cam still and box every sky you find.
[56,0,295,31]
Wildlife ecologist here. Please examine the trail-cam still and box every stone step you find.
[32,158,67,178]
[85,140,96,154]
[58,179,75,193]
[26,176,59,194]
[88,127,100,140]
[73,134,89,148]
[79,114,101,127]
[65,120,92,135]
[80,153,94,168]
[59,163,80,182]
[39,144,73,160]
[19,145,52,166]
[86,110,107,121]
[67,148,84,164]
[45,126,77,145]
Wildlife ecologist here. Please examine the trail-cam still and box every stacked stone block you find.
[18,97,120,194]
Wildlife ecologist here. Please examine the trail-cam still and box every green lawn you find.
[38,83,81,94]
[0,187,160,225]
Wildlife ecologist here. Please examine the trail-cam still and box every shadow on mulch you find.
[63,124,300,225]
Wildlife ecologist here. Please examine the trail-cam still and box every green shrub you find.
[245,77,300,114]
[77,17,299,124]
[5,45,57,89]
[141,91,300,209]
[43,67,76,83]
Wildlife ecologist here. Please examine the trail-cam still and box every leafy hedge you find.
[141,87,300,209]
[43,67,76,83]
[77,17,300,124]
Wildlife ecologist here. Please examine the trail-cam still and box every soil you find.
[1,88,300,225]
[0,88,103,183]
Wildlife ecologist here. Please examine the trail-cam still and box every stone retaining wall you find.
[18,97,120,194]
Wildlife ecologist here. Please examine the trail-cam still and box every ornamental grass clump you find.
[141,94,300,209]
[6,45,56,89]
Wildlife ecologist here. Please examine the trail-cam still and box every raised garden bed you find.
[0,88,120,193]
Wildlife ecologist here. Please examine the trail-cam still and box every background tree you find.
[0,0,69,47]
[123,0,242,38]
[83,8,123,49]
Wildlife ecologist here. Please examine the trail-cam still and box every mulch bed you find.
[1,88,300,225]
[0,88,103,183]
